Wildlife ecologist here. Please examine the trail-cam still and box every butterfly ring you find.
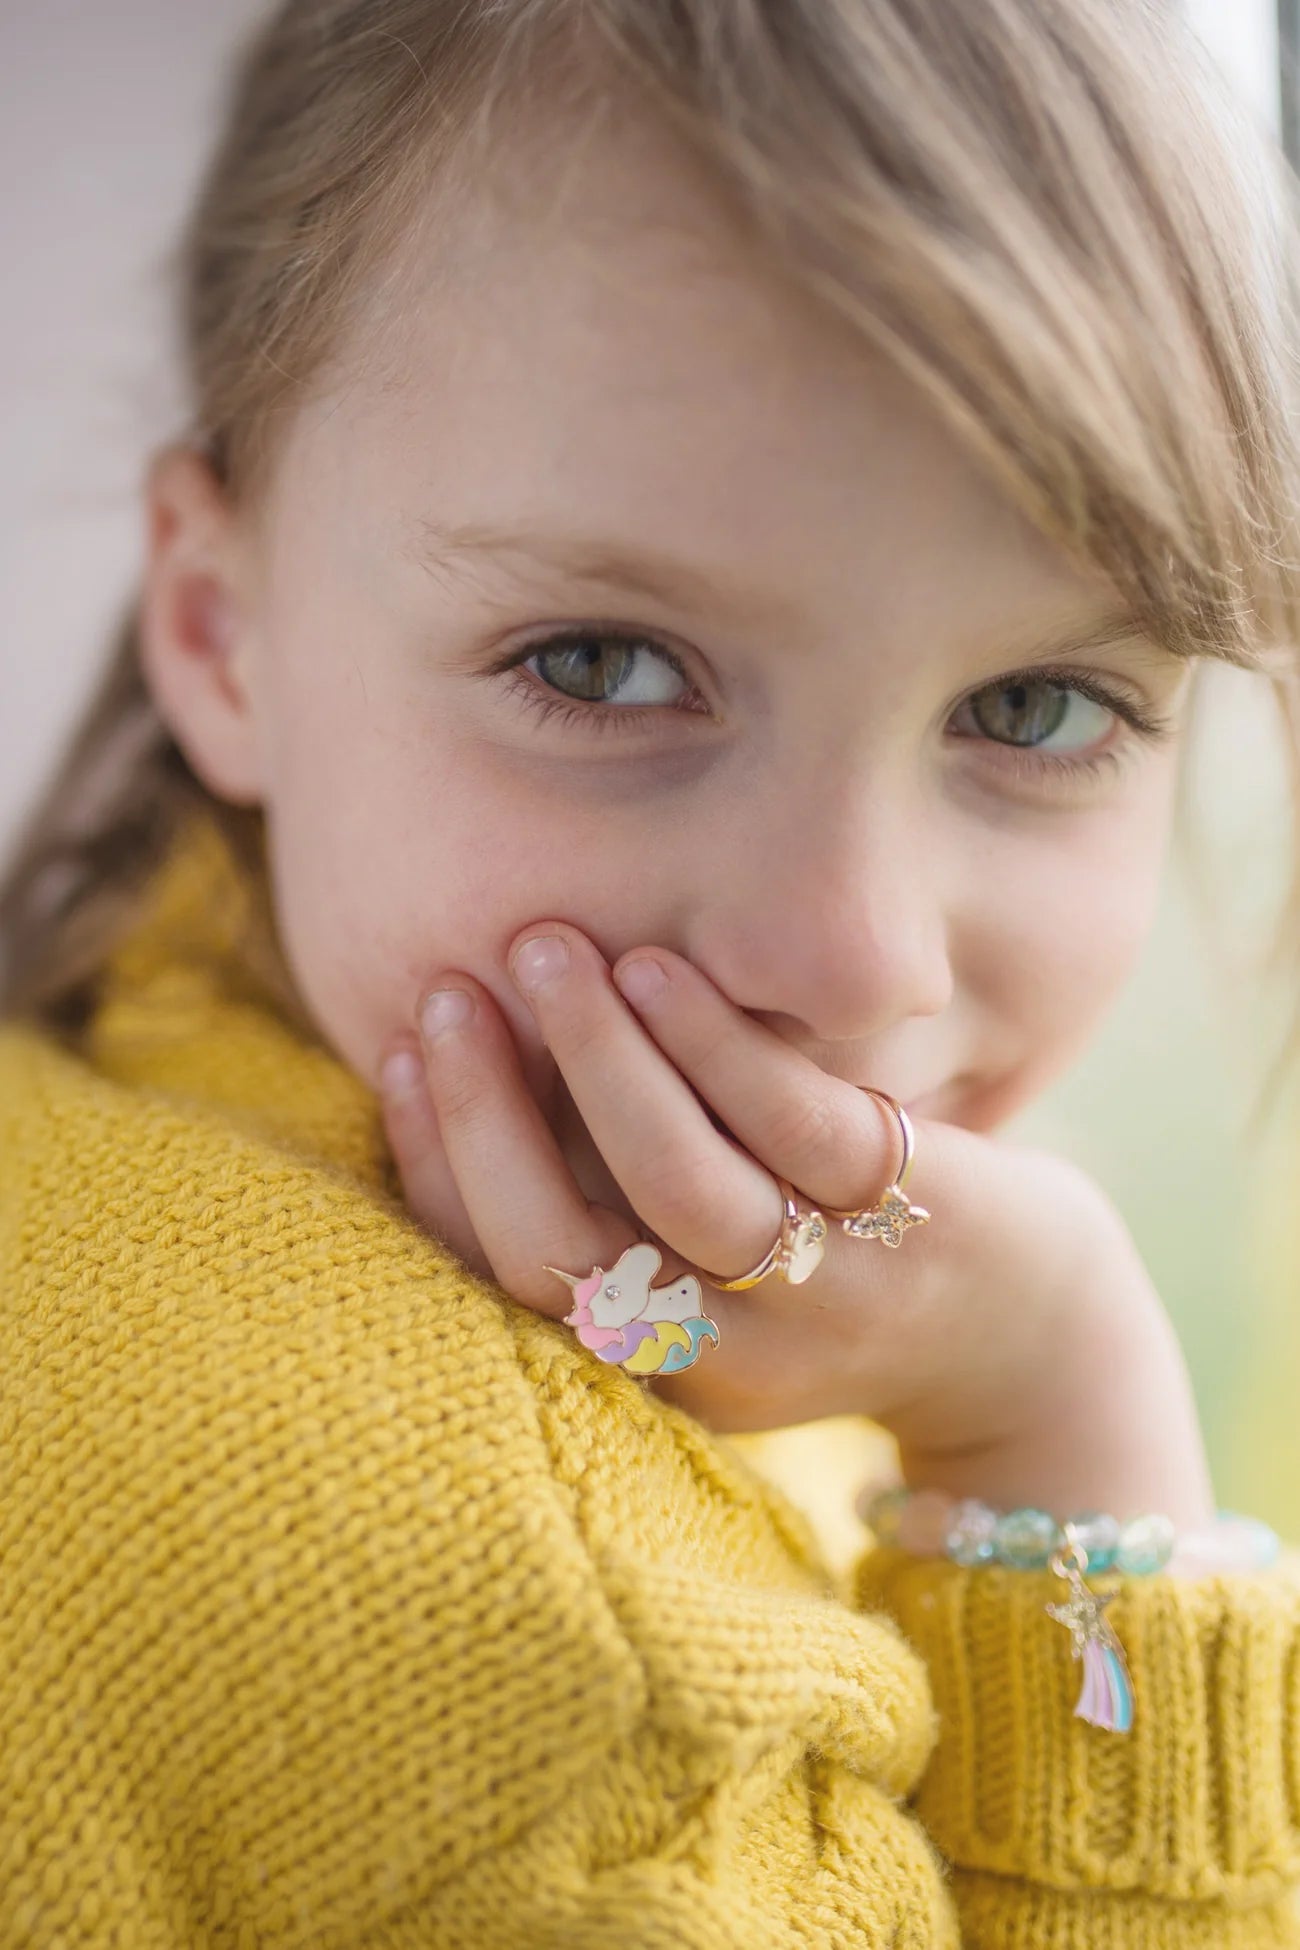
[822,1089,931,1249]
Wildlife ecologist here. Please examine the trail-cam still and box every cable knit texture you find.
[3,814,1300,1947]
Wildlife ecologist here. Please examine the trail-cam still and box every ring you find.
[706,1178,828,1290]
[823,1090,931,1249]
[545,1241,720,1375]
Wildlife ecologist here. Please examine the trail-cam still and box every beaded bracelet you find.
[862,1484,1281,1736]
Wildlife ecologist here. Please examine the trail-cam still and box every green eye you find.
[965,680,1113,753]
[527,634,688,706]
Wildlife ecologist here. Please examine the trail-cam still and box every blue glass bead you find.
[864,1486,910,1544]
[992,1506,1058,1569]
[945,1499,998,1566]
[1064,1511,1121,1573]
[1116,1512,1176,1575]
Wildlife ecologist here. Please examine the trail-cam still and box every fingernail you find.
[380,1047,425,1098]
[511,934,569,994]
[613,957,667,1007]
[420,986,475,1041]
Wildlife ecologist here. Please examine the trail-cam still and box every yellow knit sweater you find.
[4,819,1300,1949]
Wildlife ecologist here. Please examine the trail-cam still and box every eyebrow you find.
[408,517,791,630]
[405,516,1161,665]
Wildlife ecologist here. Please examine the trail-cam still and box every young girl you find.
[3,0,1300,1941]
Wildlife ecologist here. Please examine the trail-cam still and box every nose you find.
[692,786,955,1044]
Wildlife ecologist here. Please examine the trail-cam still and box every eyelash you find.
[492,630,1174,779]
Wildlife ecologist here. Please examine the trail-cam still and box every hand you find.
[379,923,1216,1525]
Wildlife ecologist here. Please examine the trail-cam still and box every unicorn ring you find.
[545,1242,720,1376]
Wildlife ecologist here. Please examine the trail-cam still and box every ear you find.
[138,443,265,805]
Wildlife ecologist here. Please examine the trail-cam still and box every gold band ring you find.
[707,1177,828,1290]
[823,1089,931,1249]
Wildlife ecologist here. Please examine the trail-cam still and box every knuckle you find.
[685,1014,749,1084]
[763,1087,841,1166]
[546,996,607,1067]
[495,1249,565,1310]
[425,1057,494,1131]
[635,1143,728,1229]
[500,1223,616,1316]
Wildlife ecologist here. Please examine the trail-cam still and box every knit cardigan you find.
[3,817,1300,1949]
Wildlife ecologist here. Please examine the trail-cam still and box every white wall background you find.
[0,0,268,846]
[1188,0,1279,123]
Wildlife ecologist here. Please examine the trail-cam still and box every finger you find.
[609,947,905,1212]
[508,925,785,1281]
[377,1041,487,1276]
[413,975,674,1315]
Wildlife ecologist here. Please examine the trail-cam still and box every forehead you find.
[269,90,1104,646]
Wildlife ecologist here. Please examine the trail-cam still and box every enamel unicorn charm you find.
[546,1242,720,1377]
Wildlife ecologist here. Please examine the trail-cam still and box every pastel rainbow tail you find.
[620,1314,719,1378]
[657,1316,720,1375]
[1075,1636,1134,1733]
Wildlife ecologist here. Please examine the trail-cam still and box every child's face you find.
[148,99,1193,1148]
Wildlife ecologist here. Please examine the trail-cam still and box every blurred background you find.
[1,1,1298,1539]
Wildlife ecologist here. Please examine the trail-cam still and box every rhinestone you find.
[603,1284,621,1300]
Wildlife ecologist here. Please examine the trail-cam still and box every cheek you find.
[251,647,668,1086]
[264,771,549,1087]
[960,781,1176,1103]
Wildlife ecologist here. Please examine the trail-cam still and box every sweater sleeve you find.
[1,1028,964,1948]
[854,1539,1300,1946]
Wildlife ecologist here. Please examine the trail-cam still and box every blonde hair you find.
[4,0,1300,1050]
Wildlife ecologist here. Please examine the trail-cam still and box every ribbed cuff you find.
[854,1543,1300,1905]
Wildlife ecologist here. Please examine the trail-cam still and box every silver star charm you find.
[1046,1573,1119,1657]
[842,1184,931,1249]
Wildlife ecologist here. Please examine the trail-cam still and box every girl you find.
[2,0,1299,1942]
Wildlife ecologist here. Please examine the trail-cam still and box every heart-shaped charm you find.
[778,1207,827,1284]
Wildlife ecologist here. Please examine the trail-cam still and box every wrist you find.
[895,1331,1216,1529]
[862,1483,1278,1581]
[895,1273,1216,1530]
[893,1431,1217,1534]
[900,1185,1216,1521]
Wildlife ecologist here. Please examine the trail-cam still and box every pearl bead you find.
[897,1489,954,1555]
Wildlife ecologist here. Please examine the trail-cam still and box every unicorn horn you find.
[543,1265,588,1291]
